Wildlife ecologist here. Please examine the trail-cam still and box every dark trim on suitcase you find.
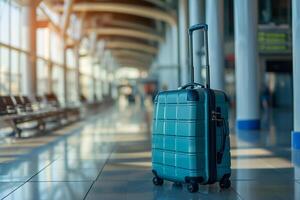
[206,89,217,184]
[185,176,204,184]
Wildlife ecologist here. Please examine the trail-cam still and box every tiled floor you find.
[0,105,299,200]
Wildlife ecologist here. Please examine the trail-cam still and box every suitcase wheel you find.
[187,182,199,193]
[219,178,231,189]
[152,176,163,186]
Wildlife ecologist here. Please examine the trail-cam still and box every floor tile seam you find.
[231,178,296,181]
[0,127,84,167]
[82,145,115,200]
[28,180,93,183]
[27,108,114,150]
[0,107,115,199]
[1,158,57,200]
[0,181,24,183]
[230,186,246,200]
[0,114,106,172]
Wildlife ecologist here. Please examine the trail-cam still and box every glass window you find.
[20,52,26,94]
[79,56,94,101]
[10,2,20,47]
[11,50,20,94]
[66,49,75,68]
[37,59,48,96]
[0,0,10,44]
[37,29,46,58]
[37,28,50,58]
[0,47,9,95]
[94,64,102,101]
[259,0,291,25]
[50,31,63,64]
[67,69,77,103]
[80,75,93,101]
[52,65,64,103]
[79,57,92,75]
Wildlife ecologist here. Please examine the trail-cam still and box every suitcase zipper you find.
[212,110,227,164]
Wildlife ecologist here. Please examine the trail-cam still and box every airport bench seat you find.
[0,95,80,138]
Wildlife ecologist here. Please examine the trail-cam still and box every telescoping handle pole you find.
[188,24,210,89]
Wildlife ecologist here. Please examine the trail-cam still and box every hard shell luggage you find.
[151,24,231,193]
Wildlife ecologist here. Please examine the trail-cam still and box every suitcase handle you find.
[178,83,204,90]
[188,23,210,89]
[189,24,208,32]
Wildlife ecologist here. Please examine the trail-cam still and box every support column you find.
[189,0,205,84]
[234,0,260,130]
[178,0,189,85]
[292,0,300,149]
[206,0,225,90]
[22,1,37,98]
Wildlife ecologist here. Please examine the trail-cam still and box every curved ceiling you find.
[105,41,158,55]
[86,27,164,43]
[52,2,177,26]
[44,0,177,71]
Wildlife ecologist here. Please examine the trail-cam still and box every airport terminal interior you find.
[0,0,300,199]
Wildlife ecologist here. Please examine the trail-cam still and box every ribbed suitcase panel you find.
[152,135,205,153]
[152,89,231,183]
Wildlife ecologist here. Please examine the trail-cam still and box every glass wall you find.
[66,49,78,103]
[80,56,94,101]
[94,64,103,101]
[52,65,64,103]
[36,27,67,103]
[37,59,48,96]
[0,0,109,105]
[0,0,23,95]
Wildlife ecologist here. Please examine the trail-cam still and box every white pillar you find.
[292,0,300,149]
[206,0,225,90]
[21,2,37,98]
[234,0,260,130]
[178,0,189,84]
[189,0,205,84]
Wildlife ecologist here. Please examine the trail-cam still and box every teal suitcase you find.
[151,24,231,193]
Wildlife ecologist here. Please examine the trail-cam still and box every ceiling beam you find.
[114,55,152,65]
[110,49,154,58]
[61,0,74,36]
[111,49,154,61]
[105,41,158,55]
[106,19,159,33]
[53,2,177,26]
[117,60,149,69]
[117,57,150,66]
[142,0,174,11]
[86,27,163,43]
[36,20,49,28]
[38,5,62,34]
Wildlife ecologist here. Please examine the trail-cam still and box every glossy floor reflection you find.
[0,106,299,200]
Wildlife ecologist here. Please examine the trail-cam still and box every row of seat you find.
[0,94,80,138]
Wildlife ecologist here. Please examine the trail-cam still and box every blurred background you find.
[0,0,293,111]
[0,0,300,199]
